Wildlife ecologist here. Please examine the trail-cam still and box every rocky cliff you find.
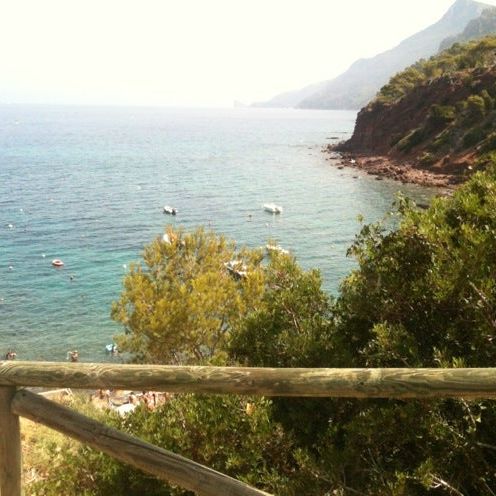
[335,37,496,185]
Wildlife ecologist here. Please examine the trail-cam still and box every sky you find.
[2,0,496,107]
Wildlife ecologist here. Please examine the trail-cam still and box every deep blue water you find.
[0,105,436,361]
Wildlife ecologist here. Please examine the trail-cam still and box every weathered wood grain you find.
[1,362,496,398]
[0,387,21,496]
[12,390,271,496]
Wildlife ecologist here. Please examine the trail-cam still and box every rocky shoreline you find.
[324,148,460,189]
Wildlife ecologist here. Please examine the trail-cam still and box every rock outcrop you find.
[333,37,496,186]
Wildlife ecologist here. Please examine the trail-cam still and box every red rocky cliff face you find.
[338,68,496,159]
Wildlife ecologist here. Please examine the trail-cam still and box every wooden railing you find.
[1,362,496,495]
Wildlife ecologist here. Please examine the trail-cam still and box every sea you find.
[0,105,436,362]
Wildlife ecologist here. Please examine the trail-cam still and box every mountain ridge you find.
[255,0,492,110]
[440,6,496,50]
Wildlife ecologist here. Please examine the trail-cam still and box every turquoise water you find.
[0,105,436,361]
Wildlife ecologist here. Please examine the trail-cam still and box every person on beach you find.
[5,350,16,360]
[67,350,79,362]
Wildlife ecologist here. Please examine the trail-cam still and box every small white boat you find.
[266,244,289,255]
[52,259,64,267]
[263,203,283,214]
[224,260,248,279]
[163,206,177,215]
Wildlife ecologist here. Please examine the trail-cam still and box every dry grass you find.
[20,390,101,493]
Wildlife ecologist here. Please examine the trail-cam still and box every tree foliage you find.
[230,252,333,368]
[30,395,316,496]
[465,94,486,122]
[111,226,265,364]
[231,164,496,494]
[32,164,496,495]
[338,167,496,369]
[428,104,456,126]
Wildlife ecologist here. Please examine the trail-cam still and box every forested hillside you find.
[439,6,496,50]
[338,36,496,184]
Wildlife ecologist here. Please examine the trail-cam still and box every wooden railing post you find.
[0,387,21,496]
[12,390,271,496]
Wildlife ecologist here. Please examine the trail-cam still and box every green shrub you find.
[465,95,486,122]
[476,150,496,170]
[390,133,403,147]
[481,89,494,111]
[428,104,456,125]
[462,126,486,148]
[30,160,496,496]
[456,99,468,113]
[377,67,426,103]
[482,131,496,152]
[418,152,435,166]
[429,129,452,152]
[30,395,313,496]
[396,127,426,152]
[111,227,266,364]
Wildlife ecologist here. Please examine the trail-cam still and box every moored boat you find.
[163,206,177,215]
[263,203,283,214]
[224,260,248,279]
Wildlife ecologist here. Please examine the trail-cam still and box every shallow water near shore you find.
[0,105,437,361]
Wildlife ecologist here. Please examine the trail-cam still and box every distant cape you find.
[254,0,493,110]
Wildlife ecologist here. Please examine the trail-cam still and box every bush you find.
[429,129,452,152]
[230,253,332,368]
[456,99,468,113]
[319,168,496,493]
[465,95,486,122]
[377,67,426,103]
[428,104,456,125]
[396,127,426,152]
[481,89,494,112]
[418,152,435,166]
[462,126,486,148]
[30,161,496,495]
[482,131,496,152]
[111,226,266,364]
[30,395,313,496]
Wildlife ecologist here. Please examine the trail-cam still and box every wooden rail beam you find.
[1,362,496,398]
[0,387,21,496]
[12,390,271,496]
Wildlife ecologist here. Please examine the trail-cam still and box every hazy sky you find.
[2,0,496,107]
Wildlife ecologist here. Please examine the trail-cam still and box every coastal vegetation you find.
[111,227,266,365]
[27,160,496,495]
[376,37,496,105]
